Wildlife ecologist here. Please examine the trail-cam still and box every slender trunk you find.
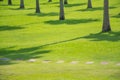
[64,0,68,4]
[20,0,25,9]
[102,0,111,32]
[59,0,65,20]
[87,0,92,8]
[8,0,12,5]
[36,0,40,13]
[48,0,52,2]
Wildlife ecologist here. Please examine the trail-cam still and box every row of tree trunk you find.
[8,0,24,9]
[6,0,111,32]
[59,0,111,32]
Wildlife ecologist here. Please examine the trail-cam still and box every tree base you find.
[20,5,24,9]
[102,25,111,32]
[59,17,65,20]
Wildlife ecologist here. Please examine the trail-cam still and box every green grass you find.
[0,0,120,80]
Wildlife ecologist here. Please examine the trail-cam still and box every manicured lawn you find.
[0,0,120,80]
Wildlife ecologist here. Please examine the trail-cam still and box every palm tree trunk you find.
[59,0,65,20]
[102,0,111,32]
[64,0,68,4]
[48,0,52,2]
[87,0,92,8]
[20,0,25,9]
[8,0,12,5]
[36,0,40,13]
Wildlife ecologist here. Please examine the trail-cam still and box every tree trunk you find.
[59,0,65,20]
[8,0,12,5]
[102,0,111,32]
[64,0,68,4]
[87,0,92,8]
[48,0,52,2]
[36,0,40,13]
[20,0,25,9]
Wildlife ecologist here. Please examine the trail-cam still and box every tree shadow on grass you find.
[0,25,24,31]
[56,3,86,7]
[44,19,99,25]
[64,3,86,7]
[0,4,19,6]
[9,8,35,10]
[1,31,119,65]
[77,7,116,11]
[41,2,59,5]
[0,46,51,65]
[38,32,120,48]
[112,13,120,18]
[82,31,120,42]
[27,12,58,17]
[29,32,120,52]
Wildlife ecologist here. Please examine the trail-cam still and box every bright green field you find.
[0,0,120,80]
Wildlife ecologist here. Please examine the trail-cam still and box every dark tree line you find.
[5,0,111,32]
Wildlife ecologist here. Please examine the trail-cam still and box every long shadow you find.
[27,12,58,17]
[82,31,120,42]
[39,32,120,48]
[44,19,99,25]
[56,3,86,7]
[0,31,120,65]
[112,13,120,18]
[0,46,51,65]
[0,25,24,31]
[77,7,116,11]
[25,32,120,51]
[0,4,19,6]
[65,3,86,7]
[9,8,35,10]
[41,2,59,5]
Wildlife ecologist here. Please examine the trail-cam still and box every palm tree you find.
[20,0,25,9]
[36,0,40,13]
[8,0,12,5]
[59,0,65,20]
[102,0,111,32]
[48,0,52,2]
[64,0,68,4]
[87,0,92,8]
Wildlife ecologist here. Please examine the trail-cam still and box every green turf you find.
[0,0,120,80]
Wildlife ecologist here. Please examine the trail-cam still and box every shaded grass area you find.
[77,6,117,12]
[112,13,120,18]
[44,19,99,25]
[56,3,87,7]
[9,8,35,10]
[82,31,120,41]
[0,25,24,31]
[27,12,58,17]
[0,46,50,60]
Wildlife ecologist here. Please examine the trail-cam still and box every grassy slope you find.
[0,0,120,80]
